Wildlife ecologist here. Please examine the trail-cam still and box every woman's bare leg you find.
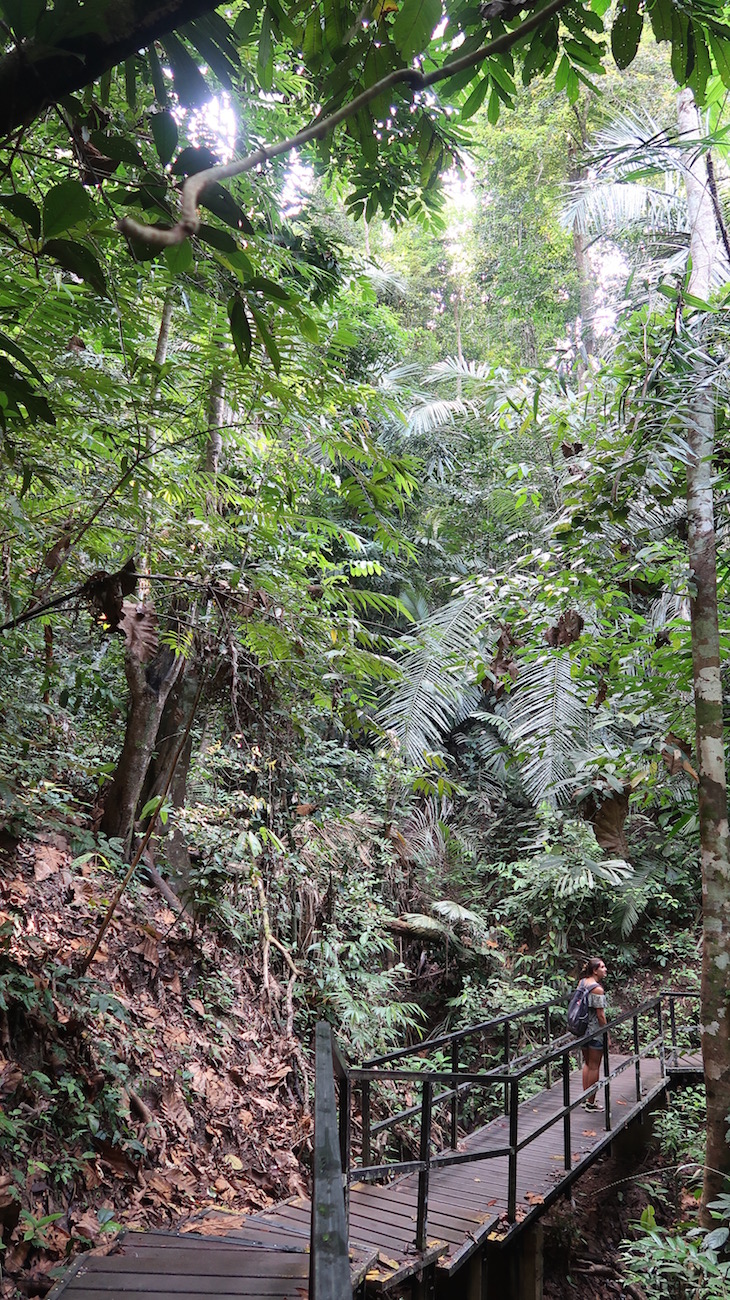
[582,1047,602,1102]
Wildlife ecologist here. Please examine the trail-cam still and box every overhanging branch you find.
[118,0,568,247]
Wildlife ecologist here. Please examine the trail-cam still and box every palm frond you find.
[563,181,686,236]
[508,651,588,807]
[379,589,491,763]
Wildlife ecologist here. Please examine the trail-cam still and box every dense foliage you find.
[2,1,730,1293]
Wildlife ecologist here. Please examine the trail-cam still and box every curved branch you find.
[118,0,569,247]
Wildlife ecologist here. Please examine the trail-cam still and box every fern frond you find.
[508,651,588,807]
[379,589,491,763]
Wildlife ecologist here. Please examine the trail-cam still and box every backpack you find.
[567,982,590,1036]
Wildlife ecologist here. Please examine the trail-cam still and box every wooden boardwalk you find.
[48,1226,375,1299]
[245,1052,665,1289]
[49,994,703,1300]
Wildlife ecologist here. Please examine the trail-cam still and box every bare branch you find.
[118,0,568,247]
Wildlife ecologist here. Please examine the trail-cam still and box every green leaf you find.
[42,239,108,296]
[611,0,643,71]
[42,181,91,240]
[160,33,210,105]
[228,296,252,370]
[0,0,45,38]
[0,333,44,384]
[258,9,274,90]
[125,57,137,110]
[250,304,281,372]
[0,194,41,240]
[197,224,237,253]
[670,9,690,83]
[245,276,290,301]
[89,132,144,166]
[590,0,611,14]
[707,29,730,89]
[164,241,194,274]
[461,77,491,121]
[150,111,178,167]
[391,0,440,61]
[234,0,263,43]
[647,0,672,44]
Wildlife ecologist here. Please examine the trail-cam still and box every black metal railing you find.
[664,990,701,1068]
[309,1022,352,1300]
[327,993,694,1254]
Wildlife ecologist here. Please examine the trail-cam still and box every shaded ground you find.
[0,834,308,1298]
[543,1110,695,1299]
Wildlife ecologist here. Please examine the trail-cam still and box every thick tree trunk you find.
[0,1,219,138]
[677,87,730,1212]
[100,647,182,852]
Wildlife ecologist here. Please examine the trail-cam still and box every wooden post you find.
[602,1033,611,1132]
[310,1023,352,1300]
[415,1080,433,1252]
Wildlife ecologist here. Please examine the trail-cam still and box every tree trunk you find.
[677,87,730,1213]
[99,646,183,852]
[139,658,202,888]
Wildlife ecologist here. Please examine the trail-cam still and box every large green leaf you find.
[42,181,90,240]
[228,296,252,370]
[391,0,440,61]
[42,239,107,296]
[0,194,41,240]
[150,111,178,167]
[611,0,643,70]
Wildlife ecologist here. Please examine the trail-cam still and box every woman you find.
[577,956,608,1111]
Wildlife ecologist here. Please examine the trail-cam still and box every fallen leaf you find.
[582,1129,597,1137]
[225,1155,244,1172]
[525,1192,544,1205]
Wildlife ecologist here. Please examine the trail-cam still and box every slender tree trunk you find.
[677,87,730,1213]
[205,370,225,476]
[138,373,228,884]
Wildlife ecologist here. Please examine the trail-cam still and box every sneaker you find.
[583,1100,603,1112]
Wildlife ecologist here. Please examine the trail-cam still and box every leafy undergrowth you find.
[0,834,309,1299]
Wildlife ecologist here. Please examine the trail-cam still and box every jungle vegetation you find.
[2,0,730,1291]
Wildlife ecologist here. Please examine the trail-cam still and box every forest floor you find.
[543,1121,696,1299]
[0,832,308,1299]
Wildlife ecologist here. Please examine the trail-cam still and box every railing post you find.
[668,995,677,1068]
[503,1021,510,1115]
[657,997,666,1079]
[310,1024,352,1300]
[562,1050,571,1169]
[633,1014,641,1102]
[361,1079,371,1170]
[338,1072,351,1225]
[507,1077,519,1222]
[602,1031,611,1132]
[450,1041,459,1149]
[415,1080,433,1253]
[544,1005,552,1089]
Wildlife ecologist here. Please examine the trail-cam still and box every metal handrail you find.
[362,996,568,1067]
[332,992,687,1248]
